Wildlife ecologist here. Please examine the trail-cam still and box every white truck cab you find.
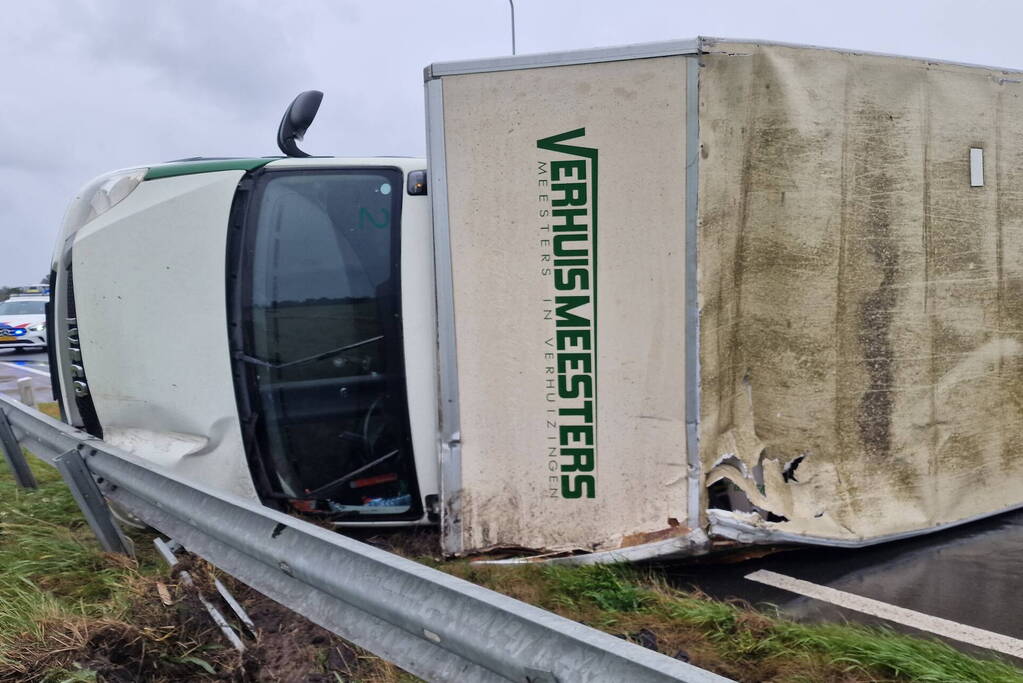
[50,150,440,526]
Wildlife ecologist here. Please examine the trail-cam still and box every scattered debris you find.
[623,627,659,651]
[155,581,173,607]
[154,538,245,652]
[215,577,257,638]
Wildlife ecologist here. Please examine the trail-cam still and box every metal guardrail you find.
[0,394,730,683]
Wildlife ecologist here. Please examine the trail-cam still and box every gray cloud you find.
[2,0,1023,285]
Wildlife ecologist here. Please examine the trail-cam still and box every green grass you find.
[539,564,1023,683]
[0,451,154,676]
[546,562,651,613]
[0,447,419,682]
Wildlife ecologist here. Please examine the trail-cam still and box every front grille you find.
[65,265,103,438]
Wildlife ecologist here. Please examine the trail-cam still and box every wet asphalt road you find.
[666,509,1023,659]
[0,348,53,404]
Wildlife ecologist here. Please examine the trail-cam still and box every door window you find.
[236,169,418,518]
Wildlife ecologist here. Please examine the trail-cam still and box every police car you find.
[0,294,47,352]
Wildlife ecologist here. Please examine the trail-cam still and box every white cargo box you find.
[426,37,1023,559]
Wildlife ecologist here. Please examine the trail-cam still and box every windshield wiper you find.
[237,334,384,370]
[302,449,400,500]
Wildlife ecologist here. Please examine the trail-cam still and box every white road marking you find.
[0,362,51,378]
[746,569,1023,659]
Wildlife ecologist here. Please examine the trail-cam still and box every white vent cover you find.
[970,148,984,187]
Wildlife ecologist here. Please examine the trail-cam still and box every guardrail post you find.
[16,378,36,407]
[0,406,37,489]
[54,448,132,555]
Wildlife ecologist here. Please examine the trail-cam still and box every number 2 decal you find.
[359,207,390,229]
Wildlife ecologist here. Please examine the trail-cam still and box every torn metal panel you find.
[478,528,710,566]
[698,40,1023,542]
[707,505,1023,549]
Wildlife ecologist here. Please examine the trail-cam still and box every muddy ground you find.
[3,560,413,683]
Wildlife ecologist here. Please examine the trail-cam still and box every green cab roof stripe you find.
[144,158,276,180]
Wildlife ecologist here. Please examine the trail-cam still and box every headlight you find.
[58,167,148,244]
[27,323,45,333]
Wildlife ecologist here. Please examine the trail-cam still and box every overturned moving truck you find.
[427,37,1023,560]
[51,38,1023,563]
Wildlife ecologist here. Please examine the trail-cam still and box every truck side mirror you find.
[277,90,323,158]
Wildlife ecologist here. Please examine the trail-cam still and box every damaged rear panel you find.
[427,37,1023,559]
[698,39,1023,544]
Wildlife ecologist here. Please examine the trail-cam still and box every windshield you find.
[0,300,44,316]
[234,169,417,518]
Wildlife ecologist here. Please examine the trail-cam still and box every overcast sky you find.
[1,0,1020,286]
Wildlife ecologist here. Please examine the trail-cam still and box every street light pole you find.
[509,0,516,55]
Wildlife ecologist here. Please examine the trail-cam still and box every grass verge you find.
[2,408,1020,681]
[428,559,1023,683]
[0,446,414,682]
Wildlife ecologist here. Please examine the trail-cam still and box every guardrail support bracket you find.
[54,448,132,555]
[0,408,37,489]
